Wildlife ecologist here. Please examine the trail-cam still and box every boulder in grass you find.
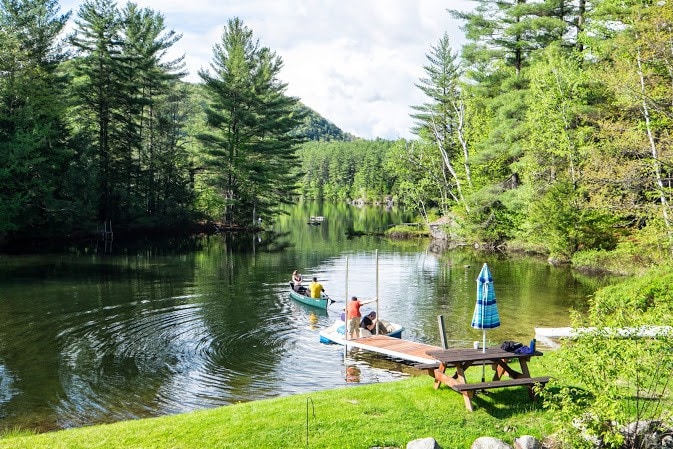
[407,437,441,449]
[621,420,673,449]
[471,436,512,449]
[514,435,541,449]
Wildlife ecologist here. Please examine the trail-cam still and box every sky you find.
[57,0,474,140]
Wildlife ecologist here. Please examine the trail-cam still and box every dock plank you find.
[344,335,442,365]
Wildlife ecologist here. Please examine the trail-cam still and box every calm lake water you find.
[0,201,602,432]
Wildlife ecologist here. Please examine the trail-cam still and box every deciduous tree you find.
[587,0,673,255]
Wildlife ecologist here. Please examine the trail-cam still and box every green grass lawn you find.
[0,361,557,449]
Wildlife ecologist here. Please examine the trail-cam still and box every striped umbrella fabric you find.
[471,263,500,352]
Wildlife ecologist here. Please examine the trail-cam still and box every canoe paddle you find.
[324,294,338,304]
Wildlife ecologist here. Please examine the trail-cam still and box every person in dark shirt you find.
[360,311,387,335]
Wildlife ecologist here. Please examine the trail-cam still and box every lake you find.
[0,201,601,432]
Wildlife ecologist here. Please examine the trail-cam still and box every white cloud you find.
[59,0,473,139]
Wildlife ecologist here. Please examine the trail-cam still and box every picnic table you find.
[425,347,550,412]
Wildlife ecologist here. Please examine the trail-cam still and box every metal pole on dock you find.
[345,256,349,341]
[375,249,379,335]
[344,256,348,334]
[438,315,448,349]
[344,256,349,381]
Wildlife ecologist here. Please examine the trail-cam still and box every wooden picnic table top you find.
[426,347,543,364]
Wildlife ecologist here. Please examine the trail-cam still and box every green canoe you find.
[289,288,330,309]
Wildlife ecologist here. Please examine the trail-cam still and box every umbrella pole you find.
[481,330,486,382]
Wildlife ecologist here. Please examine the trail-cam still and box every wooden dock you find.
[535,325,673,349]
[535,325,673,338]
[344,335,441,365]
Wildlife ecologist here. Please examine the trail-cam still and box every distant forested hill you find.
[292,104,357,141]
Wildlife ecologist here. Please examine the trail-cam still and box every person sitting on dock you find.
[309,277,325,298]
[291,270,305,294]
[360,311,387,335]
[346,296,375,339]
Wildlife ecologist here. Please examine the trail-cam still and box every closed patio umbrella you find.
[471,263,500,353]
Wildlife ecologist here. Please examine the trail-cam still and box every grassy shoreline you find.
[0,360,555,449]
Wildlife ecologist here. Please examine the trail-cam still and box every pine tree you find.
[0,0,73,236]
[70,0,188,226]
[452,0,575,76]
[410,32,471,214]
[69,0,122,222]
[198,18,304,226]
[150,82,196,220]
[115,3,185,221]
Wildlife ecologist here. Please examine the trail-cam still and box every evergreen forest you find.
[0,0,346,244]
[2,0,673,267]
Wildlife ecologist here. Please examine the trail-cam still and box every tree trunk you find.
[637,48,673,254]
[430,116,470,214]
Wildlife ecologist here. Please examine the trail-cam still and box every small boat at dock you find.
[319,318,404,345]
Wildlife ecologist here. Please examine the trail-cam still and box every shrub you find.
[542,268,673,448]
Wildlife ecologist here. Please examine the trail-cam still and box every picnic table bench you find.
[426,347,550,411]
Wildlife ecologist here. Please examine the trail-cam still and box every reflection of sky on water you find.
[0,364,18,409]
